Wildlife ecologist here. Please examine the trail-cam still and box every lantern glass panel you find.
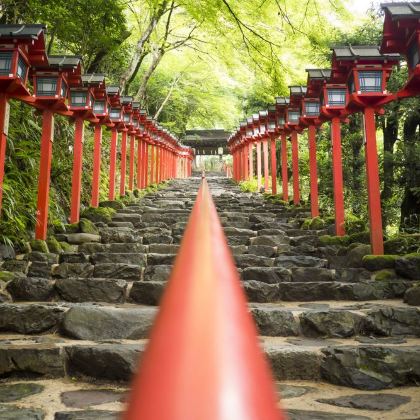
[123,113,130,123]
[268,121,276,130]
[110,108,121,120]
[327,88,346,106]
[93,100,105,114]
[17,54,28,80]
[70,91,87,106]
[259,123,266,134]
[0,52,12,75]
[253,127,259,136]
[278,116,285,126]
[348,76,355,93]
[288,111,300,123]
[139,124,145,132]
[408,40,420,69]
[37,77,58,96]
[358,71,382,92]
[305,102,319,116]
[61,81,67,98]
[246,128,252,136]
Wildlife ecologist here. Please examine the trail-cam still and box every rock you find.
[374,269,397,281]
[0,383,44,402]
[30,239,49,253]
[319,235,350,246]
[143,265,172,282]
[241,267,291,283]
[52,263,94,279]
[0,271,16,282]
[347,245,372,268]
[112,213,142,227]
[0,346,64,377]
[384,235,420,255]
[404,285,420,306]
[6,277,55,301]
[276,384,314,399]
[355,336,406,344]
[243,281,280,302]
[287,409,370,420]
[147,253,176,265]
[55,410,120,419]
[55,278,127,303]
[59,242,77,252]
[66,344,142,381]
[61,306,157,340]
[93,264,142,281]
[251,235,289,247]
[362,254,398,271]
[129,281,165,305]
[252,308,298,336]
[27,261,51,277]
[291,268,335,282]
[395,253,420,279]
[100,228,137,244]
[79,218,99,234]
[26,252,58,264]
[299,310,363,338]
[59,253,90,264]
[91,253,146,265]
[321,345,420,389]
[66,233,101,244]
[235,254,273,268]
[78,243,107,254]
[275,255,328,268]
[362,307,420,336]
[81,206,116,223]
[61,389,125,408]
[317,393,411,411]
[0,405,45,419]
[247,245,276,257]
[142,233,173,244]
[267,347,321,380]
[0,304,65,334]
[2,259,29,273]
[148,244,179,254]
[0,244,15,260]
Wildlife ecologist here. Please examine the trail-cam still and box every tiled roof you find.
[106,86,120,95]
[47,55,82,68]
[81,74,105,85]
[275,97,290,105]
[332,45,400,60]
[381,2,420,17]
[306,69,332,79]
[289,86,307,95]
[0,24,45,39]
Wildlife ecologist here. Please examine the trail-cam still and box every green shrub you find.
[79,218,99,234]
[344,213,366,235]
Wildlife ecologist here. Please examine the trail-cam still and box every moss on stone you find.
[319,235,350,246]
[0,271,14,282]
[99,200,125,210]
[384,234,420,255]
[81,207,116,224]
[362,254,398,271]
[301,218,312,230]
[46,237,62,253]
[79,218,99,235]
[374,269,397,281]
[348,231,371,244]
[344,214,366,235]
[59,242,76,252]
[310,216,326,230]
[29,239,49,253]
[53,221,66,234]
[64,223,79,234]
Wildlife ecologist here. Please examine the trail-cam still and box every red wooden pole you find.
[364,107,384,255]
[281,133,288,201]
[120,130,127,196]
[136,139,142,189]
[331,117,345,236]
[144,143,149,187]
[91,124,102,207]
[243,145,248,180]
[256,141,262,191]
[129,134,135,191]
[109,128,118,201]
[35,110,54,240]
[124,178,284,420]
[0,93,9,215]
[70,117,84,223]
[150,145,155,184]
[291,131,300,205]
[308,124,319,217]
[155,145,159,183]
[248,142,253,180]
[270,136,277,195]
[263,138,269,190]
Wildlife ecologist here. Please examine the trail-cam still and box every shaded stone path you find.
[0,174,419,419]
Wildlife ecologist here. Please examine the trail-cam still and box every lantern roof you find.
[81,73,105,86]
[306,69,332,79]
[0,24,45,38]
[381,2,420,18]
[289,85,307,96]
[106,86,120,95]
[332,45,400,61]
[268,104,276,112]
[121,96,133,105]
[132,101,140,109]
[275,96,290,106]
[306,69,331,98]
[47,55,82,69]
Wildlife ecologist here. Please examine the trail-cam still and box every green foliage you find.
[374,269,396,281]
[46,237,62,253]
[79,218,99,235]
[362,254,398,271]
[30,239,49,253]
[319,235,350,246]
[81,207,116,224]
[384,234,420,255]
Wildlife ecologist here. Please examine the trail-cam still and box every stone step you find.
[2,303,418,340]
[0,337,419,389]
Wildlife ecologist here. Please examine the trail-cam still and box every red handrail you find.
[124,177,284,420]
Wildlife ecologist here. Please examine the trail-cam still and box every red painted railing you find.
[124,177,284,420]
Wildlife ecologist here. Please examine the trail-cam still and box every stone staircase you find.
[0,175,419,419]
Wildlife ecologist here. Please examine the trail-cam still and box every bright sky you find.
[345,0,379,16]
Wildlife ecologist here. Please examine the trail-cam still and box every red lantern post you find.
[275,97,289,201]
[267,105,278,194]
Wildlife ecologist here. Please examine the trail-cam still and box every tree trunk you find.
[135,48,164,103]
[400,110,420,231]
